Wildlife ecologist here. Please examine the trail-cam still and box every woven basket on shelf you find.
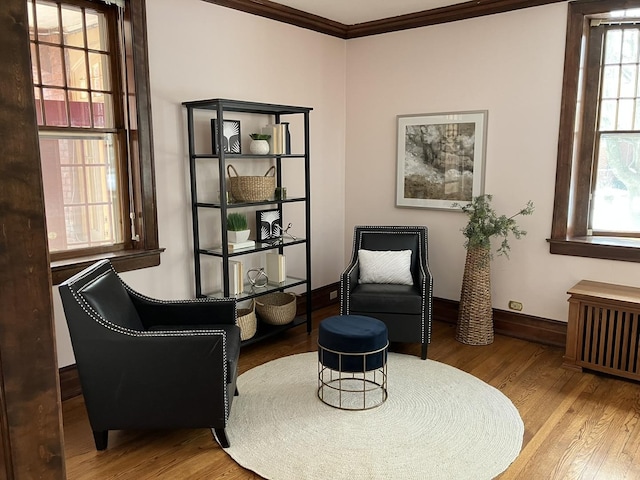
[237,300,257,341]
[255,292,297,325]
[227,164,276,202]
[456,245,494,345]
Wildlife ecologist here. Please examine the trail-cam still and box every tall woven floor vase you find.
[456,245,494,345]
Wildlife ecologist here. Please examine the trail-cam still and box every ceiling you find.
[267,0,466,25]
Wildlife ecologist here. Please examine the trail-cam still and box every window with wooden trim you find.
[550,0,640,262]
[27,0,162,282]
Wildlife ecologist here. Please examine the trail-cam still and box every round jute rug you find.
[225,352,523,480]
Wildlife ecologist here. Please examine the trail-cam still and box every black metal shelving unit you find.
[182,98,313,343]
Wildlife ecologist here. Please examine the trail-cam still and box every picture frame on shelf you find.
[212,119,241,154]
[396,110,487,210]
[256,209,282,242]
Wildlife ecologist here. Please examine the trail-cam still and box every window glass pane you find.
[61,5,84,48]
[85,166,108,201]
[617,98,635,129]
[620,65,637,98]
[68,89,91,127]
[28,1,35,40]
[63,205,89,247]
[88,52,111,91]
[88,204,116,243]
[39,45,64,86]
[622,29,639,63]
[591,133,640,233]
[58,137,81,164]
[83,137,106,165]
[65,47,87,89]
[92,92,113,128]
[602,65,620,98]
[39,132,122,252]
[36,1,60,44]
[30,43,40,84]
[599,99,617,130]
[42,87,68,126]
[605,29,622,64]
[85,10,108,52]
[34,87,44,125]
[60,166,85,203]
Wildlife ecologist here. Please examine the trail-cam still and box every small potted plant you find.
[227,212,250,243]
[249,133,271,155]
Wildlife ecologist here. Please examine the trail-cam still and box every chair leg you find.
[212,428,230,448]
[93,430,108,450]
[421,343,428,360]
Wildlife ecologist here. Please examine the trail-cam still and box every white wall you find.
[345,3,640,323]
[53,0,347,367]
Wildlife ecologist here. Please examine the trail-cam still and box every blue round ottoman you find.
[317,315,388,410]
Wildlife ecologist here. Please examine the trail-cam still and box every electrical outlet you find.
[508,300,523,311]
[329,290,338,300]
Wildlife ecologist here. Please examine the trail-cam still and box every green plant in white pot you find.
[455,194,534,346]
[227,212,250,243]
[249,133,271,155]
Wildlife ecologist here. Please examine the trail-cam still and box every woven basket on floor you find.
[255,292,297,325]
[227,164,276,202]
[456,245,494,345]
[237,301,257,341]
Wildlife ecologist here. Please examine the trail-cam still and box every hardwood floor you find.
[62,305,640,479]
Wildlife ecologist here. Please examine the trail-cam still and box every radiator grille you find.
[578,303,640,378]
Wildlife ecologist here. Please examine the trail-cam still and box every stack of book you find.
[228,239,255,252]
[228,260,244,296]
[266,252,286,285]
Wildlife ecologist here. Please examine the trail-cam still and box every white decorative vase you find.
[228,230,250,243]
[249,139,270,155]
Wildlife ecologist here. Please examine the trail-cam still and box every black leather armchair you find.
[58,259,240,450]
[340,226,433,359]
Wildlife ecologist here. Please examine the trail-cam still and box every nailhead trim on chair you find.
[67,263,233,421]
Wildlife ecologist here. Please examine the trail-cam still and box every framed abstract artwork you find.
[256,209,282,242]
[212,119,241,154]
[396,110,487,210]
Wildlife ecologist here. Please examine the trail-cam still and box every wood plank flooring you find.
[62,305,640,479]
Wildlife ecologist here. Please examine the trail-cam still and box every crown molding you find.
[202,0,347,38]
[203,0,567,39]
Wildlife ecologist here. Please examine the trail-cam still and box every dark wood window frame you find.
[42,0,163,284]
[549,0,640,262]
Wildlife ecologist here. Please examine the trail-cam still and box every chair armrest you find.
[128,291,237,329]
[342,260,359,291]
[339,260,360,314]
[418,263,434,323]
[418,261,433,296]
[76,326,241,430]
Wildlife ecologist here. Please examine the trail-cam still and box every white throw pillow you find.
[358,249,414,285]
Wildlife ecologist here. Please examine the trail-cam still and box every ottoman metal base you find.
[317,343,388,410]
